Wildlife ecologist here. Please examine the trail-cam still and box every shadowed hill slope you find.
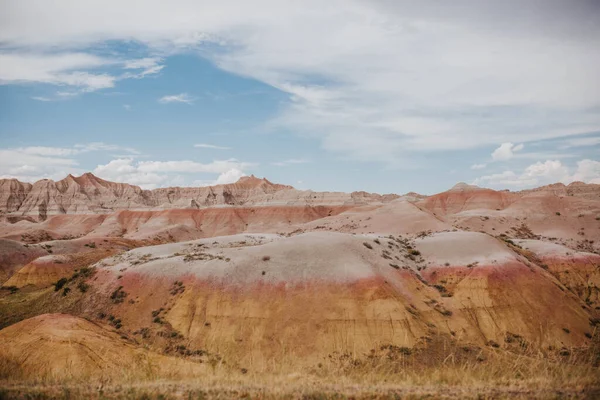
[0,313,204,380]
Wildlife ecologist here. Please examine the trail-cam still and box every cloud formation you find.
[94,158,254,189]
[0,143,139,182]
[473,159,600,188]
[491,143,524,161]
[158,93,194,104]
[271,158,310,167]
[194,143,230,150]
[0,0,598,165]
[470,163,487,170]
[0,52,164,97]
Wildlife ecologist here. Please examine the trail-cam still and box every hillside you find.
[0,173,398,219]
[0,174,599,398]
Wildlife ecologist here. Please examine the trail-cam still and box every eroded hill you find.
[0,175,599,398]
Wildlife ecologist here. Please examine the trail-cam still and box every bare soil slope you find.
[0,313,204,380]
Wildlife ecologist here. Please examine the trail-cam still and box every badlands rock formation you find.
[0,173,398,219]
[0,313,204,380]
[78,230,590,367]
[0,173,599,385]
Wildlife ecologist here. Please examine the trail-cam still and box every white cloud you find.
[0,141,253,188]
[32,91,81,102]
[194,143,230,150]
[56,91,78,98]
[73,142,140,155]
[1,1,599,164]
[473,159,600,188]
[94,158,253,189]
[470,163,487,170]
[123,104,131,110]
[158,93,194,104]
[571,159,600,184]
[214,168,246,185]
[557,135,600,149]
[0,148,82,183]
[122,57,164,78]
[0,143,140,183]
[137,159,254,173]
[491,142,524,161]
[192,168,246,187]
[271,158,310,167]
[0,52,112,89]
[0,52,164,96]
[92,159,167,189]
[124,57,160,70]
[0,149,77,167]
[18,146,80,157]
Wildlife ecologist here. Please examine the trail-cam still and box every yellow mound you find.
[0,313,204,381]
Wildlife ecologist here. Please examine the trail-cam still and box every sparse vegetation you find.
[109,317,122,329]
[3,176,600,399]
[110,286,127,303]
[54,278,68,292]
[170,281,185,295]
[76,281,89,293]
[432,284,447,293]
[1,286,19,294]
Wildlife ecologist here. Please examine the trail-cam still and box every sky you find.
[0,0,599,195]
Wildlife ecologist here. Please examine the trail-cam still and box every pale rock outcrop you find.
[0,173,400,218]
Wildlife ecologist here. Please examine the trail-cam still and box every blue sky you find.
[0,1,599,194]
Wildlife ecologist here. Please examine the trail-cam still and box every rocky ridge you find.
[0,173,399,219]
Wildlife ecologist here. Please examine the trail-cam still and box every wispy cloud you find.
[74,142,140,155]
[271,158,310,167]
[470,163,487,170]
[122,57,164,78]
[2,1,599,171]
[557,135,600,149]
[194,143,230,150]
[1,52,164,99]
[31,96,52,102]
[158,93,194,105]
